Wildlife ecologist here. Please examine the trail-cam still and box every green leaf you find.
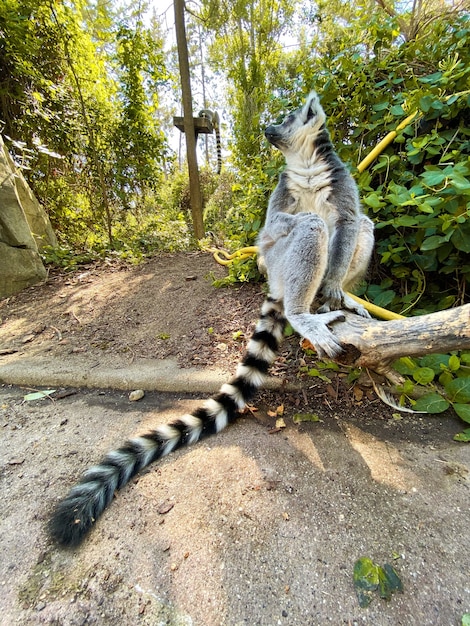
[395,215,418,227]
[284,324,295,337]
[418,354,449,373]
[451,173,470,191]
[383,564,403,593]
[353,559,403,608]
[307,368,330,382]
[453,404,470,424]
[373,290,395,307]
[445,378,470,403]
[372,101,388,111]
[363,193,384,209]
[23,389,56,402]
[420,170,447,186]
[418,71,443,84]
[463,614,470,626]
[394,357,417,375]
[452,227,470,253]
[416,202,434,214]
[431,99,444,111]
[413,393,450,413]
[379,564,404,600]
[292,413,322,423]
[448,355,461,371]
[390,104,405,116]
[353,558,379,608]
[419,95,434,111]
[439,371,454,387]
[412,367,435,384]
[420,235,449,251]
[401,379,416,395]
[354,558,379,589]
[454,429,470,442]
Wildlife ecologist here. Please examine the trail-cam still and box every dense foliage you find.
[1,0,176,254]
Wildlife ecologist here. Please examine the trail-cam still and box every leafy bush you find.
[394,352,470,441]
[307,15,470,314]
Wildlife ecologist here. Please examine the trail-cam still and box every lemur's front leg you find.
[317,217,370,318]
[261,213,346,358]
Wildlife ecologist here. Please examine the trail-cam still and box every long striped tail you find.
[215,125,222,174]
[49,297,286,547]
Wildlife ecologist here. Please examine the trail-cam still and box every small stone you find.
[157,501,175,515]
[8,458,25,465]
[129,389,145,402]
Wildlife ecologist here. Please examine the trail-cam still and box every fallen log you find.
[328,304,470,379]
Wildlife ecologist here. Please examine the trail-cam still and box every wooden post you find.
[174,0,204,240]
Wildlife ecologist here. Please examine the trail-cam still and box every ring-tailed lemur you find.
[198,109,222,174]
[48,91,374,548]
[259,90,374,356]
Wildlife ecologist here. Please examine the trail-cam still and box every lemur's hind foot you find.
[317,287,370,318]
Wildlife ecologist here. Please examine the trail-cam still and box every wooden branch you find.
[329,304,470,378]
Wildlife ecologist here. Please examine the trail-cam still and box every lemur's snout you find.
[265,125,279,144]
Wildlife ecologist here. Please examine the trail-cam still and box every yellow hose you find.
[356,90,470,173]
[206,246,258,266]
[347,293,405,320]
[357,110,419,173]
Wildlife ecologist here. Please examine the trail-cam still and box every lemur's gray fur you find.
[258,90,374,358]
[198,109,222,174]
[48,92,373,548]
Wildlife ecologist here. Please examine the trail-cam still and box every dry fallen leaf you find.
[353,386,364,402]
[301,338,315,351]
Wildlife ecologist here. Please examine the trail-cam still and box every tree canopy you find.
[0,0,468,311]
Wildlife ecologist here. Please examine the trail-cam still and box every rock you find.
[0,135,57,298]
[129,389,145,402]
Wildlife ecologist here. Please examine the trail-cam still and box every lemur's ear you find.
[304,91,318,121]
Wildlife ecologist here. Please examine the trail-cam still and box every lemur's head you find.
[265,91,326,157]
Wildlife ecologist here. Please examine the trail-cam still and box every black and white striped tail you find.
[49,297,286,547]
[215,126,222,174]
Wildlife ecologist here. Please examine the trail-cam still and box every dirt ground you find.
[0,252,265,372]
[0,252,469,625]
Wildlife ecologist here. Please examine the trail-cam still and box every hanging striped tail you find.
[49,297,286,547]
[215,126,222,174]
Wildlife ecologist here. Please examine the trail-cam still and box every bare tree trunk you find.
[328,304,470,377]
[174,0,205,240]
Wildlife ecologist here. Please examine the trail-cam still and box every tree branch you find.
[329,304,470,378]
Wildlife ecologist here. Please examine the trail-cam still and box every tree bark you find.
[329,304,470,376]
[174,0,205,240]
